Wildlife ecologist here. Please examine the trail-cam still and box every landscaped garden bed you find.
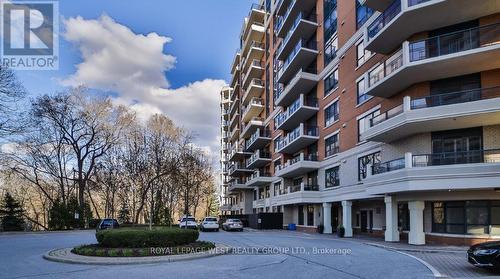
[72,227,215,257]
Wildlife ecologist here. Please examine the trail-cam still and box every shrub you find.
[95,228,199,248]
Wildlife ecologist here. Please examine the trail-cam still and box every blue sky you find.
[12,0,257,159]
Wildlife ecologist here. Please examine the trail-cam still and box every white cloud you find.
[61,15,226,162]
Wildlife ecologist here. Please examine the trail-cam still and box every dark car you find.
[467,241,500,271]
[97,219,120,231]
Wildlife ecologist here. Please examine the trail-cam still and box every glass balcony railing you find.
[275,0,297,32]
[245,128,271,149]
[368,48,403,87]
[369,104,403,127]
[278,39,318,77]
[411,86,500,109]
[276,96,318,127]
[367,0,402,40]
[277,125,319,151]
[372,157,405,175]
[413,149,500,167]
[277,12,317,56]
[409,23,500,62]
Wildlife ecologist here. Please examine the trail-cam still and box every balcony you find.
[246,150,272,169]
[365,0,500,54]
[242,98,264,123]
[245,128,271,151]
[277,39,318,84]
[276,0,316,38]
[276,0,291,16]
[246,171,275,187]
[272,182,321,206]
[274,69,318,107]
[242,41,265,70]
[365,149,500,195]
[230,127,239,142]
[277,12,318,61]
[242,60,264,90]
[229,97,239,117]
[242,78,265,105]
[246,3,265,28]
[276,95,318,131]
[241,117,264,139]
[241,24,265,58]
[276,124,319,154]
[275,153,320,178]
[229,145,252,162]
[362,87,500,142]
[365,23,500,98]
[230,51,240,75]
[229,111,239,130]
[228,178,249,192]
[229,162,253,176]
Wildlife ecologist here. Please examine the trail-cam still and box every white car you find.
[200,217,219,232]
[222,218,243,231]
[179,216,198,229]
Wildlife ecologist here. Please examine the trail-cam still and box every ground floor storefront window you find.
[432,200,500,235]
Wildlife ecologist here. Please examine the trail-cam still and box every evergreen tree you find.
[0,193,25,231]
[117,202,130,224]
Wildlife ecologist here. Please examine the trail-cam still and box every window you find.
[274,136,281,151]
[432,201,500,235]
[324,101,339,127]
[324,68,339,96]
[357,109,380,142]
[325,134,339,157]
[307,205,315,226]
[356,0,374,29]
[324,0,338,41]
[356,40,372,66]
[325,166,340,188]
[358,151,381,181]
[298,205,304,225]
[357,78,372,104]
[324,35,338,65]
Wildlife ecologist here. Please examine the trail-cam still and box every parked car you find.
[468,241,500,271]
[222,218,243,231]
[200,217,219,232]
[179,216,198,229]
[96,219,119,231]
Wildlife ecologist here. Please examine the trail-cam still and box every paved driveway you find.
[0,229,435,279]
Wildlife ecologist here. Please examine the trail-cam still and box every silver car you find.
[222,219,243,231]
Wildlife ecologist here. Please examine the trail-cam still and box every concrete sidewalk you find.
[352,235,467,253]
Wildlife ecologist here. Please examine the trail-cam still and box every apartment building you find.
[220,0,500,245]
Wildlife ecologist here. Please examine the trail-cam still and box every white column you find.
[342,201,353,237]
[404,152,413,169]
[403,96,411,112]
[384,196,399,242]
[323,203,333,234]
[408,201,425,245]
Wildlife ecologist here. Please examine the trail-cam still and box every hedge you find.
[95,228,199,248]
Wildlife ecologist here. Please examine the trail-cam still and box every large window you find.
[324,101,339,127]
[356,40,372,66]
[325,134,339,157]
[356,0,374,29]
[357,78,372,104]
[324,0,338,64]
[432,201,500,235]
[298,205,304,225]
[358,151,381,181]
[357,109,380,142]
[325,166,340,188]
[324,68,339,96]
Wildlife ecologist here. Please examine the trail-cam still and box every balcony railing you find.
[372,157,405,175]
[411,86,500,109]
[276,125,319,151]
[278,39,318,76]
[288,183,319,193]
[245,128,271,149]
[275,0,297,32]
[413,149,500,167]
[246,150,271,167]
[277,12,317,55]
[276,95,318,127]
[408,0,432,6]
[369,104,403,127]
[409,23,500,62]
[368,48,403,87]
[242,97,263,116]
[367,0,401,40]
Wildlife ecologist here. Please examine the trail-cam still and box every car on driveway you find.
[179,216,198,229]
[97,219,120,231]
[467,241,500,271]
[222,218,243,231]
[200,217,219,232]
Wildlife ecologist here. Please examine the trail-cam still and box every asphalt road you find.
[0,229,434,279]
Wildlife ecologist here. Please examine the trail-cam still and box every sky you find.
[11,0,257,164]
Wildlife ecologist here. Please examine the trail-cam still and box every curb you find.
[364,242,466,254]
[43,243,232,265]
